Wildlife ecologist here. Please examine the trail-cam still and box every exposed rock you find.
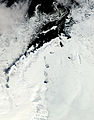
[60,41,64,47]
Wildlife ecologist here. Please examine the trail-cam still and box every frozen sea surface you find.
[0,1,94,120]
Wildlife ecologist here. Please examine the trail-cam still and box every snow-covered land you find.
[0,1,94,120]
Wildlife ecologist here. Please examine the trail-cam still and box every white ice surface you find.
[0,3,94,120]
